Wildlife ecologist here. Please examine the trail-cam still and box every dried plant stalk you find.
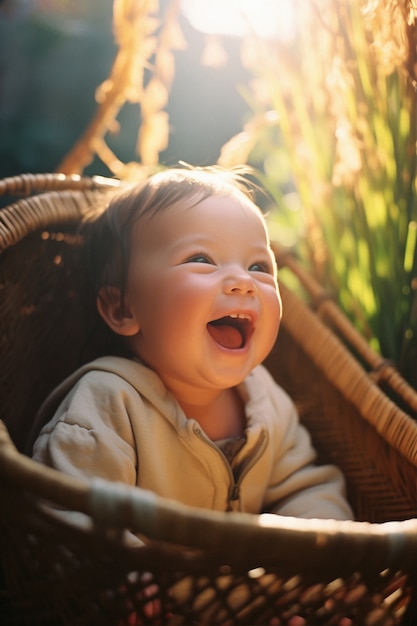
[58,0,185,179]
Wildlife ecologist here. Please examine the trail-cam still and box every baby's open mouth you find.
[207,313,254,349]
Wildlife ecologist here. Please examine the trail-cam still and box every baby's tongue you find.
[208,322,243,349]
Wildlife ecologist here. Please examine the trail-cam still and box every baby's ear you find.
[97,286,140,337]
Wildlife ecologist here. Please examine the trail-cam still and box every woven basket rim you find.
[1,418,417,581]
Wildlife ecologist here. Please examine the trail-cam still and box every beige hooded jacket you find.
[32,356,352,520]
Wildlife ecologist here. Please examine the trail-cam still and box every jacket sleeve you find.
[261,372,353,520]
[32,371,138,486]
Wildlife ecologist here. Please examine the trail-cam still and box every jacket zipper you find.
[193,427,268,512]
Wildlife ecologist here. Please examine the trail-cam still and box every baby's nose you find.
[222,271,256,295]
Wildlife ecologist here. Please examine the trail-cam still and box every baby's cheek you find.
[269,291,282,327]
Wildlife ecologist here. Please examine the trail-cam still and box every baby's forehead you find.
[131,191,267,245]
[144,185,261,219]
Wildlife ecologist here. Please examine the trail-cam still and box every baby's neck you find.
[179,387,245,441]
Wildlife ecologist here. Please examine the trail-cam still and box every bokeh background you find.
[0,0,249,177]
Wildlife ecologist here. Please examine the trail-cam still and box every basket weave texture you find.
[1,174,417,626]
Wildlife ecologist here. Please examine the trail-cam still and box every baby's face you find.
[123,194,282,397]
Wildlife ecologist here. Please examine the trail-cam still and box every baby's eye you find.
[249,261,273,274]
[185,254,214,265]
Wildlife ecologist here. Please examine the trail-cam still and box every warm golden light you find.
[181,0,296,41]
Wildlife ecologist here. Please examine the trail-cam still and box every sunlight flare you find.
[181,0,296,41]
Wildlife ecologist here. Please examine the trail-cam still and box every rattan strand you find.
[0,189,115,253]
[278,284,417,466]
[0,172,121,197]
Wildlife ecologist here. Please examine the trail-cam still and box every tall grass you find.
[220,0,417,387]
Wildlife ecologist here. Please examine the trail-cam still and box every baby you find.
[31,165,352,521]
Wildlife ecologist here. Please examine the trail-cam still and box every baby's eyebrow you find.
[247,243,274,254]
[170,234,215,250]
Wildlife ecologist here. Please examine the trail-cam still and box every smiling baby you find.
[31,165,352,520]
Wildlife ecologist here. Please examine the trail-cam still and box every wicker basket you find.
[1,173,417,626]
